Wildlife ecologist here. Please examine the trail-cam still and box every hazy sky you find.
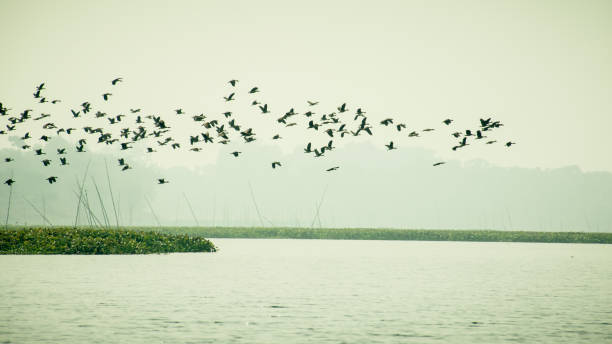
[2,0,611,172]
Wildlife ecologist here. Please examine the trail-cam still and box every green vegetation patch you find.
[0,227,217,254]
[147,226,612,244]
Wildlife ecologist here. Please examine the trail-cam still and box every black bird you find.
[486,140,497,144]
[271,161,281,169]
[249,87,259,94]
[396,123,406,131]
[57,148,66,154]
[60,157,68,165]
[35,149,45,155]
[175,109,184,115]
[46,176,58,184]
[443,119,453,125]
[465,129,473,136]
[272,134,281,140]
[433,162,446,166]
[34,113,51,120]
[380,118,393,126]
[476,130,486,139]
[307,101,319,106]
[81,102,91,113]
[5,178,15,186]
[201,132,213,143]
[223,111,232,118]
[228,79,238,87]
[304,142,312,153]
[158,178,169,184]
[4,157,13,162]
[337,103,347,113]
[121,165,131,171]
[51,99,61,104]
[118,158,126,166]
[251,100,261,106]
[505,141,516,147]
[130,108,141,113]
[480,117,492,127]
[385,141,397,150]
[259,104,269,114]
[224,93,235,101]
[102,93,112,101]
[40,135,50,142]
[230,151,241,157]
[326,166,339,172]
[422,128,435,132]
[451,132,461,138]
[42,159,51,166]
[71,109,80,118]
[111,77,123,85]
[21,132,31,140]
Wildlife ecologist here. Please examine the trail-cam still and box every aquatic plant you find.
[145,226,612,244]
[0,227,216,254]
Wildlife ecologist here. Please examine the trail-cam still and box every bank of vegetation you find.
[0,227,216,254]
[149,226,612,244]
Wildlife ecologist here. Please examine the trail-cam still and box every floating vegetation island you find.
[0,227,217,254]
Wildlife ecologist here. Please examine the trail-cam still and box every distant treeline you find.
[145,226,612,244]
[0,227,216,254]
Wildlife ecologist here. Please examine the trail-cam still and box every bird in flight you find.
[230,151,241,157]
[111,77,123,85]
[307,101,319,106]
[433,162,446,166]
[505,141,516,147]
[228,79,238,87]
[272,161,281,169]
[46,176,58,184]
[4,178,14,186]
[224,92,235,102]
[385,141,397,150]
[443,119,453,125]
[158,178,169,184]
[326,166,339,172]
[249,87,259,94]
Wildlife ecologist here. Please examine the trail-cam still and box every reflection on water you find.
[1,239,611,343]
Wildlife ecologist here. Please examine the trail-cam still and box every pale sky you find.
[1,0,611,172]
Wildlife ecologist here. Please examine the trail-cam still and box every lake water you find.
[1,239,611,343]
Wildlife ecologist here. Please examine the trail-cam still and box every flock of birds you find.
[1,78,515,187]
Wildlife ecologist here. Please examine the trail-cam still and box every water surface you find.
[1,239,611,343]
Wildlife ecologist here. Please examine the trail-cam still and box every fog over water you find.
[1,139,610,231]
